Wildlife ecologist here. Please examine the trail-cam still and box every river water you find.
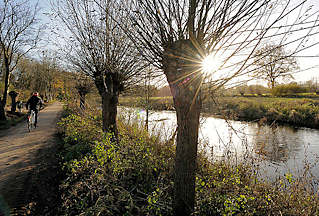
[120,107,319,184]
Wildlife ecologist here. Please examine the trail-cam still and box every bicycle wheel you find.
[27,117,32,132]
[27,111,34,132]
[31,111,35,128]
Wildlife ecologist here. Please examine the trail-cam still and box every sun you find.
[201,54,221,75]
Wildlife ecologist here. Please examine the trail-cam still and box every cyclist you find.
[26,92,43,128]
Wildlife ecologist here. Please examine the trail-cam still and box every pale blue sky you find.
[32,0,319,82]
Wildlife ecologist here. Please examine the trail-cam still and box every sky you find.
[32,0,319,83]
[293,0,319,82]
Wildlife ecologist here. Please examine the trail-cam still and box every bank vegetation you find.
[55,102,319,215]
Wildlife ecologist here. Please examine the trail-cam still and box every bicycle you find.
[27,110,36,132]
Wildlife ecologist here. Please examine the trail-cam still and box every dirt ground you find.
[0,102,63,215]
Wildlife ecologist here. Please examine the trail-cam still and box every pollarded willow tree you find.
[52,0,147,137]
[119,0,319,215]
[74,73,94,110]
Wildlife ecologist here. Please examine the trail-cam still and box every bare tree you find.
[74,73,94,110]
[120,0,319,214]
[253,44,299,89]
[52,0,146,138]
[0,0,41,120]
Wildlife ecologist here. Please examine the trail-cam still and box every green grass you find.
[56,102,319,215]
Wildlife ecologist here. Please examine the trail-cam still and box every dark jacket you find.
[26,95,43,111]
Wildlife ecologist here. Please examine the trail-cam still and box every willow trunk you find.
[0,57,11,121]
[163,39,202,215]
[101,92,118,138]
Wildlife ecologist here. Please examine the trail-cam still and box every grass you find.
[55,101,319,215]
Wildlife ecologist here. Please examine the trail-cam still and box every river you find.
[119,107,319,185]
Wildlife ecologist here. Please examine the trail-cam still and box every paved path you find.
[0,102,63,215]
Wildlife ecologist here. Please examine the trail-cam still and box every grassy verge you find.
[22,135,64,215]
[56,102,319,215]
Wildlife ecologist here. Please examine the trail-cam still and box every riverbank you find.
[119,96,319,129]
[54,102,319,215]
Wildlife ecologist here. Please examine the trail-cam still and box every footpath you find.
[0,102,63,215]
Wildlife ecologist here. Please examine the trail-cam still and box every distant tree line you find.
[121,78,319,98]
[227,79,319,97]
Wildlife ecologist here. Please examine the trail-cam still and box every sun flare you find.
[201,54,221,75]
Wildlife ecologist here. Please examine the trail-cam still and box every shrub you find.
[209,97,319,128]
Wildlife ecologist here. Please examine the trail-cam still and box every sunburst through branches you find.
[201,53,222,75]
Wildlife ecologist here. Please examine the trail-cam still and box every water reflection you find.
[250,125,302,163]
[119,107,319,179]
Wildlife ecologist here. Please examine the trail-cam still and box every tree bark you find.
[94,72,121,140]
[173,86,201,215]
[145,108,149,131]
[0,99,6,121]
[10,95,17,113]
[101,92,118,139]
[271,79,275,90]
[163,39,202,216]
[0,56,11,121]
[9,91,18,113]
